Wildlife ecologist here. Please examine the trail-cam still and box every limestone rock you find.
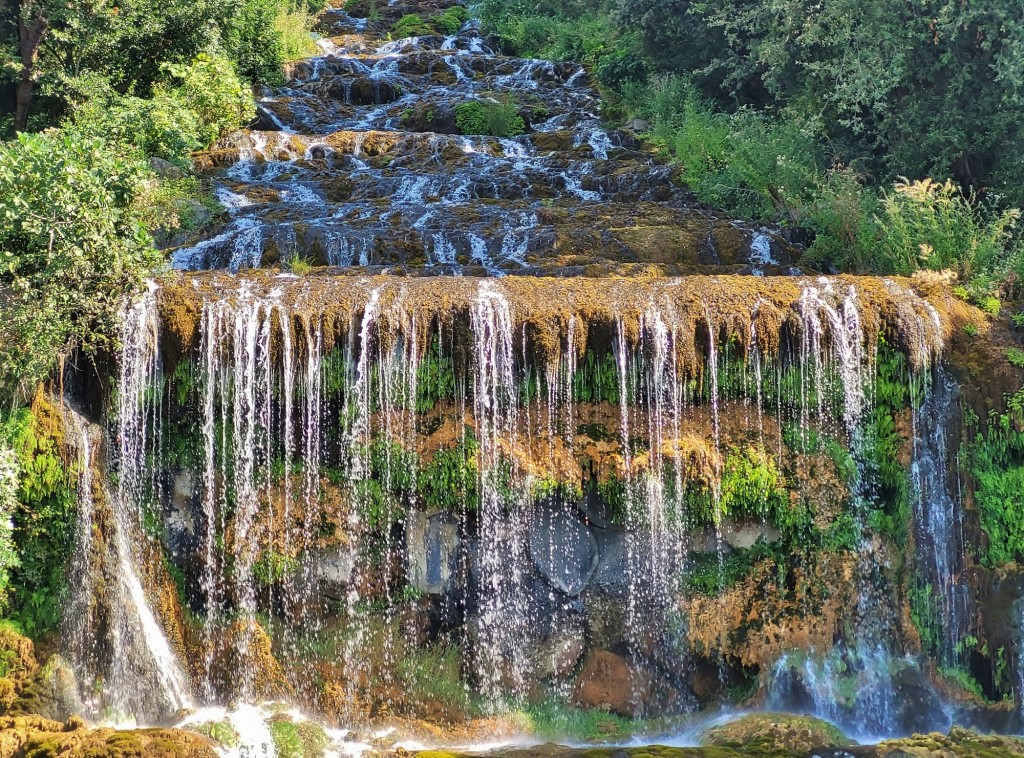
[573,650,648,717]
[528,505,599,596]
[701,712,851,752]
[406,510,459,594]
[149,157,184,179]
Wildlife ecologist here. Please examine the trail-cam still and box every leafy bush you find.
[66,53,256,164]
[0,131,160,400]
[455,99,525,137]
[432,6,470,34]
[875,179,1022,286]
[393,14,433,38]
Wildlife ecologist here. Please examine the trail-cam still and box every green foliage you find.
[571,351,620,404]
[66,53,256,164]
[433,6,470,35]
[252,551,300,586]
[354,438,418,528]
[190,721,240,748]
[418,432,480,512]
[454,98,525,137]
[289,255,314,275]
[522,699,639,742]
[966,389,1024,567]
[398,644,476,717]
[415,338,457,412]
[938,666,987,701]
[0,131,160,401]
[0,445,21,615]
[268,717,329,758]
[1006,348,1024,369]
[393,14,432,38]
[909,577,941,658]
[0,406,75,635]
[718,445,787,520]
[683,542,776,596]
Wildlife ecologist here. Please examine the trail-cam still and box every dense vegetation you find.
[0,0,323,635]
[0,0,321,403]
[480,0,1024,300]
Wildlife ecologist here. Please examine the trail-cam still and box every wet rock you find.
[149,156,185,179]
[720,518,781,550]
[406,510,459,594]
[701,713,851,752]
[573,650,649,717]
[309,544,356,602]
[0,714,218,757]
[583,594,627,650]
[589,528,629,596]
[204,618,292,701]
[528,504,599,596]
[888,664,950,735]
[531,612,586,681]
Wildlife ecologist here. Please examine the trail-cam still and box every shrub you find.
[876,178,1022,285]
[0,132,160,400]
[66,53,255,164]
[274,5,320,61]
[393,14,433,38]
[454,98,525,137]
[433,6,470,34]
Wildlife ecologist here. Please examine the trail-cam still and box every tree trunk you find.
[14,2,48,133]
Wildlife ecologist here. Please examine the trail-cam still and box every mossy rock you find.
[700,713,851,752]
[268,715,330,758]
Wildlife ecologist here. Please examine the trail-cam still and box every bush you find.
[66,53,256,165]
[393,14,433,38]
[433,6,470,34]
[0,132,160,400]
[875,178,1022,287]
[454,98,525,137]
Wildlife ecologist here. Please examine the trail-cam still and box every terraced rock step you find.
[172,0,800,275]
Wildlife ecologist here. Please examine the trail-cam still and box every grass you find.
[521,699,641,742]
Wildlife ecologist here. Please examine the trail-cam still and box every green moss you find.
[268,717,329,758]
[393,14,433,38]
[190,720,240,747]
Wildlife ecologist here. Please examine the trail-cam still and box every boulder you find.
[149,156,184,179]
[309,545,356,602]
[528,504,599,596]
[573,650,649,717]
[720,518,781,550]
[406,510,459,594]
[589,528,629,596]
[701,713,851,752]
[531,612,586,681]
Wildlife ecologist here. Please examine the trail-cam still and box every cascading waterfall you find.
[69,271,966,739]
[61,288,193,723]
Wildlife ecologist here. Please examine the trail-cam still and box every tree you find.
[0,131,160,401]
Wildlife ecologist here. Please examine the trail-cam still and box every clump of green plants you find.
[522,698,639,742]
[398,644,476,719]
[190,721,240,748]
[454,98,526,137]
[268,716,329,758]
[432,6,470,34]
[418,432,480,512]
[393,13,433,38]
[288,255,315,275]
[0,402,76,634]
[66,53,256,166]
[253,552,301,586]
[965,389,1024,567]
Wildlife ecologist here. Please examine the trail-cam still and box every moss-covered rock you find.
[700,713,851,752]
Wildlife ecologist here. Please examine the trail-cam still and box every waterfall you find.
[60,285,193,722]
